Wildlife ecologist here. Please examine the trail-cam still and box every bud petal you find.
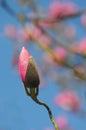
[19,47,31,82]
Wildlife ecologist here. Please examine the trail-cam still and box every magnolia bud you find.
[19,47,40,88]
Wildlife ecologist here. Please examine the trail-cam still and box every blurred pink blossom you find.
[70,39,86,54]
[54,91,81,112]
[49,2,77,19]
[43,46,67,67]
[56,116,68,129]
[4,25,16,39]
[32,28,42,39]
[26,24,42,39]
[39,35,51,46]
[54,46,67,62]
[79,38,86,55]
[17,29,30,42]
[26,24,51,45]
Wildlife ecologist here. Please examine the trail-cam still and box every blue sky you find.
[0,0,86,130]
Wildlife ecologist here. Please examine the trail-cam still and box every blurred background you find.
[0,0,86,130]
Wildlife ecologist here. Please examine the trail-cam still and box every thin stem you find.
[32,96,59,130]
[23,85,59,130]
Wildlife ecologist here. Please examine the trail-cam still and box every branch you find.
[1,0,86,22]
[2,0,86,58]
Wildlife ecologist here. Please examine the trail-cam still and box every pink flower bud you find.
[19,47,40,88]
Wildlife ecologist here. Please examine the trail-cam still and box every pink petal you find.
[18,47,31,82]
